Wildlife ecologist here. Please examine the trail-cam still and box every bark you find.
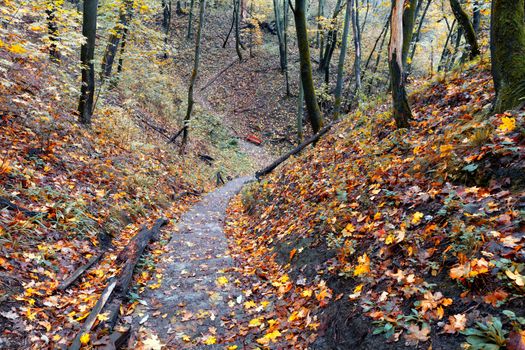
[283,0,291,95]
[222,1,235,47]
[293,0,324,133]
[297,78,304,143]
[234,0,243,60]
[491,0,525,112]
[100,0,133,81]
[407,0,431,74]
[116,21,129,75]
[187,0,195,39]
[181,0,206,151]
[274,0,286,70]
[334,0,352,116]
[388,0,412,128]
[318,0,325,64]
[402,0,418,69]
[319,0,343,76]
[472,0,480,33]
[352,0,362,92]
[78,0,98,125]
[438,19,456,71]
[162,0,172,58]
[450,0,480,59]
[46,0,60,61]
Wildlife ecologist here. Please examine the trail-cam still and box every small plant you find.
[462,317,507,350]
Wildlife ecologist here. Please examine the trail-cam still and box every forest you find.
[0,0,523,348]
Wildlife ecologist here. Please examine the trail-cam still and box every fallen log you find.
[167,127,185,143]
[67,219,168,350]
[255,124,333,178]
[99,218,169,330]
[199,59,238,92]
[0,196,43,217]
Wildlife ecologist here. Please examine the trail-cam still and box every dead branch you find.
[0,196,43,217]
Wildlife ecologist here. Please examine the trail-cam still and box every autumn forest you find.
[0,0,524,348]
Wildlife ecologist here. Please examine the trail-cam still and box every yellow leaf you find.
[227,346,238,350]
[244,300,257,309]
[203,336,216,345]
[8,43,27,54]
[97,312,110,321]
[216,276,228,285]
[411,212,424,225]
[354,254,370,276]
[249,317,262,327]
[80,333,90,345]
[499,117,516,133]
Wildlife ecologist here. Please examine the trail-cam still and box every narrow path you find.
[133,176,254,348]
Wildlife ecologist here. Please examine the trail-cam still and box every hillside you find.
[225,63,525,349]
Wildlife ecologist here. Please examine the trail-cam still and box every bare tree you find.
[78,0,98,125]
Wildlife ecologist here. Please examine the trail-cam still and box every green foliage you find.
[462,318,508,350]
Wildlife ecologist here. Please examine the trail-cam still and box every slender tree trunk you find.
[181,0,206,152]
[319,0,343,75]
[297,78,304,143]
[491,0,525,112]
[162,0,172,58]
[116,23,128,75]
[407,0,431,74]
[401,0,418,70]
[100,0,133,81]
[46,0,60,61]
[283,0,291,96]
[234,0,243,60]
[274,0,286,70]
[318,0,325,64]
[366,18,389,94]
[334,0,352,116]
[293,0,324,133]
[352,0,362,93]
[388,0,412,128]
[472,0,480,33]
[449,0,479,58]
[223,1,235,48]
[78,0,98,125]
[187,0,195,39]
[438,19,456,71]
[359,0,370,33]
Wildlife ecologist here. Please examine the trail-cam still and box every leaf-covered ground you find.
[225,62,524,349]
[0,2,254,348]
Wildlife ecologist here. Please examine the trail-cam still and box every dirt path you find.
[132,176,256,348]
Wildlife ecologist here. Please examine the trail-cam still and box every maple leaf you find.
[404,324,430,345]
[354,253,370,276]
[79,332,90,345]
[499,116,516,133]
[443,314,467,334]
[203,336,217,345]
[483,289,508,306]
[142,333,164,350]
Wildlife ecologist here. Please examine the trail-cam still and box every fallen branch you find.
[199,59,238,92]
[58,252,104,291]
[67,219,168,350]
[167,127,185,144]
[255,124,333,178]
[0,196,43,217]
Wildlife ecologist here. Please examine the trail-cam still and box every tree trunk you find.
[318,0,325,64]
[222,1,235,48]
[78,0,98,125]
[181,0,207,151]
[234,0,243,60]
[274,0,286,70]
[450,0,480,59]
[334,0,352,116]
[407,0,431,74]
[319,0,343,76]
[46,0,60,61]
[402,0,418,70]
[162,0,172,58]
[293,0,324,133]
[116,21,129,75]
[283,0,290,96]
[100,0,133,81]
[187,0,195,39]
[388,0,412,128]
[297,78,304,143]
[352,0,362,93]
[491,0,525,112]
[438,19,456,71]
[472,0,480,33]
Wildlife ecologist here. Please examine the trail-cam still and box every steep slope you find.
[225,63,524,349]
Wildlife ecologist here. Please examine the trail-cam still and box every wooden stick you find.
[199,59,238,92]
[0,196,42,217]
[68,279,117,350]
[58,252,104,291]
[255,123,333,178]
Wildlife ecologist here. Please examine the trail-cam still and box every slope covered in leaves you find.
[0,1,253,348]
[225,62,524,349]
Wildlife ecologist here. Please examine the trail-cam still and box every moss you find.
[491,0,525,112]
